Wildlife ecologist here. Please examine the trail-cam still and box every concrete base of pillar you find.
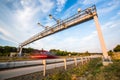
[102,56,113,66]
[18,52,21,56]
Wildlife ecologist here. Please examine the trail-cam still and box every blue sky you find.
[0,0,120,52]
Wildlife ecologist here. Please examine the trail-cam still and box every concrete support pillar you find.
[64,58,67,70]
[93,15,108,59]
[18,47,22,56]
[43,60,46,76]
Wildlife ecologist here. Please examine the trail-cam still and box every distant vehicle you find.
[30,49,58,59]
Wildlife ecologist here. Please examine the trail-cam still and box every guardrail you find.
[0,55,101,77]
[0,57,89,69]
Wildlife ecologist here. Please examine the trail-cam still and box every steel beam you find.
[19,5,110,61]
[20,5,96,47]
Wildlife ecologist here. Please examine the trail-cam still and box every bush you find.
[114,45,120,52]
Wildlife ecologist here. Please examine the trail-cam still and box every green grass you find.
[43,58,101,80]
[43,58,120,80]
[0,56,32,62]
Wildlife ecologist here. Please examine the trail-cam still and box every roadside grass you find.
[87,59,120,80]
[43,58,102,80]
[44,58,120,80]
[0,56,32,62]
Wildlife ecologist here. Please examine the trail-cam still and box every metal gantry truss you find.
[19,5,97,48]
[18,5,111,65]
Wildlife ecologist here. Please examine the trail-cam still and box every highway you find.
[0,56,101,80]
[0,59,81,80]
[0,58,76,69]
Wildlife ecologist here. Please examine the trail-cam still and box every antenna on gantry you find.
[77,8,81,13]
[49,14,60,24]
[37,22,49,30]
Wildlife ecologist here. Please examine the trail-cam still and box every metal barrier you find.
[0,56,101,80]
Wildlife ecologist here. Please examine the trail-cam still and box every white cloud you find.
[18,0,54,28]
[110,11,120,20]
[0,27,10,37]
[109,23,120,28]
[39,0,54,13]
[82,31,97,41]
[12,0,54,40]
[98,0,120,15]
[0,0,120,53]
[98,5,117,15]
[0,0,55,46]
[99,19,120,51]
[56,0,67,12]
[82,0,99,5]
[0,27,18,43]
[101,20,120,30]
[78,31,101,52]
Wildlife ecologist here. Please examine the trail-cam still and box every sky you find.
[0,0,120,53]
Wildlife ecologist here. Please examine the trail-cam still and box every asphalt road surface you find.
[0,59,81,80]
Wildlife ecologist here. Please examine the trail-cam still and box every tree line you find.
[0,44,120,56]
[49,49,92,56]
[0,46,34,56]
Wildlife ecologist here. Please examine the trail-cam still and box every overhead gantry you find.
[18,5,110,62]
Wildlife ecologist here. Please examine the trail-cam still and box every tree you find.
[113,45,120,52]
[49,49,69,56]
[108,50,113,56]
[83,51,90,56]
[0,46,34,56]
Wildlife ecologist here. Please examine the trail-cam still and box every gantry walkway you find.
[20,5,96,47]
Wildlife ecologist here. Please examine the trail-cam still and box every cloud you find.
[0,0,120,53]
[98,5,117,15]
[97,19,120,51]
[109,22,120,28]
[13,0,54,37]
[0,27,10,37]
[38,0,54,13]
[82,0,99,5]
[0,0,55,46]
[98,0,120,15]
[110,13,120,20]
[82,31,97,41]
[101,20,120,30]
[14,0,54,31]
[56,0,67,12]
[0,27,18,44]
